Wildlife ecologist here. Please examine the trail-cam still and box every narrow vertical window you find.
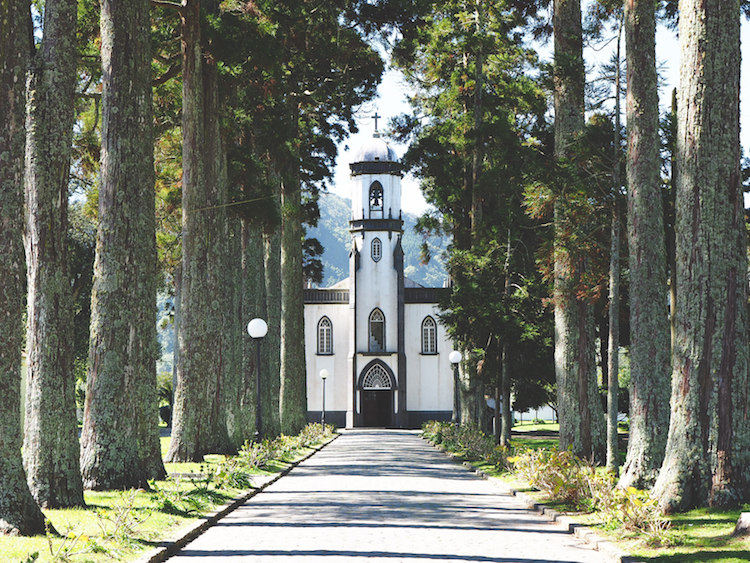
[317,316,332,355]
[422,316,437,354]
[369,309,385,352]
[369,182,383,218]
[372,237,382,262]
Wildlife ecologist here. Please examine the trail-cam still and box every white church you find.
[303,130,456,428]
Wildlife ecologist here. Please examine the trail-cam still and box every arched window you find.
[369,309,385,352]
[362,364,391,389]
[317,317,332,355]
[421,316,437,354]
[369,182,383,218]
[371,237,382,262]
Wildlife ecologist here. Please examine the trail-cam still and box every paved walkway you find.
[166,429,610,563]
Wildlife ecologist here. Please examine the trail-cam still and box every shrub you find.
[422,421,508,469]
[512,448,596,509]
[511,448,671,545]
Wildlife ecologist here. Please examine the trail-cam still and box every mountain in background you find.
[308,192,449,288]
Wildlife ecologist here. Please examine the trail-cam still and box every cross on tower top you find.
[373,111,381,134]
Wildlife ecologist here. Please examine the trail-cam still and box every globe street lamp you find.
[319,369,329,425]
[449,350,462,425]
[247,318,268,442]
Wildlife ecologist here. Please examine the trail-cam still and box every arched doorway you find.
[359,361,396,427]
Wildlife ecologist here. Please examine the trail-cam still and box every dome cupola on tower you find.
[355,134,399,163]
[350,131,402,176]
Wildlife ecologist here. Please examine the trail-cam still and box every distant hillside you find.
[308,192,449,288]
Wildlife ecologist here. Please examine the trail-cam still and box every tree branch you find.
[153,63,181,86]
[151,0,184,13]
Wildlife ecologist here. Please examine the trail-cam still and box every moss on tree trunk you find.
[79,0,166,489]
[280,174,308,435]
[23,0,84,508]
[0,0,48,535]
[167,0,234,461]
[619,0,671,490]
[653,0,750,511]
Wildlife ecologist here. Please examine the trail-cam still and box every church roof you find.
[354,134,399,163]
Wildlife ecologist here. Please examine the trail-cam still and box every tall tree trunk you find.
[279,173,308,435]
[606,25,622,475]
[470,3,484,235]
[653,0,750,511]
[22,0,83,507]
[80,0,166,489]
[552,0,604,462]
[263,230,282,438]
[202,45,236,451]
[242,222,266,439]
[619,0,671,490]
[224,216,250,447]
[500,229,512,446]
[501,341,512,446]
[167,0,233,461]
[0,0,49,535]
[459,349,487,428]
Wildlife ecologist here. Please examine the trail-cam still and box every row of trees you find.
[1,0,388,535]
[398,0,749,514]
[2,0,748,536]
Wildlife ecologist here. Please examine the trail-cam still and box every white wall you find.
[305,303,351,414]
[404,303,453,412]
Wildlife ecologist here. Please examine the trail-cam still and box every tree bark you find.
[501,341,512,446]
[279,174,308,435]
[23,0,84,508]
[606,25,622,475]
[167,0,234,461]
[79,0,166,489]
[0,0,49,535]
[619,0,671,490]
[242,222,266,439]
[459,349,487,429]
[653,0,750,511]
[263,230,282,438]
[224,215,250,447]
[552,0,604,462]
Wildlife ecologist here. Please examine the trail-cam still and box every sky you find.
[331,17,750,217]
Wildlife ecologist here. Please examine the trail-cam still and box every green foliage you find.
[391,0,556,411]
[511,447,671,545]
[149,478,215,516]
[207,423,336,492]
[422,421,508,469]
[512,447,598,508]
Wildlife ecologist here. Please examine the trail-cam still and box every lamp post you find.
[319,369,329,425]
[449,350,462,426]
[247,318,268,442]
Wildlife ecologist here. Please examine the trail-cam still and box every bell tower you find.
[347,126,408,427]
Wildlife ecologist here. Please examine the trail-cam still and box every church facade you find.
[304,132,455,428]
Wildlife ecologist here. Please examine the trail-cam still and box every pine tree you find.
[79,0,166,488]
[23,0,85,508]
[0,0,49,534]
[167,0,236,461]
[552,0,604,462]
[653,0,750,511]
[618,0,670,490]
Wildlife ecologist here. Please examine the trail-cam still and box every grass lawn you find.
[589,508,750,563]
[1,428,335,563]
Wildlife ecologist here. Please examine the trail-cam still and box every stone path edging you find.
[132,434,340,563]
[425,439,646,563]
